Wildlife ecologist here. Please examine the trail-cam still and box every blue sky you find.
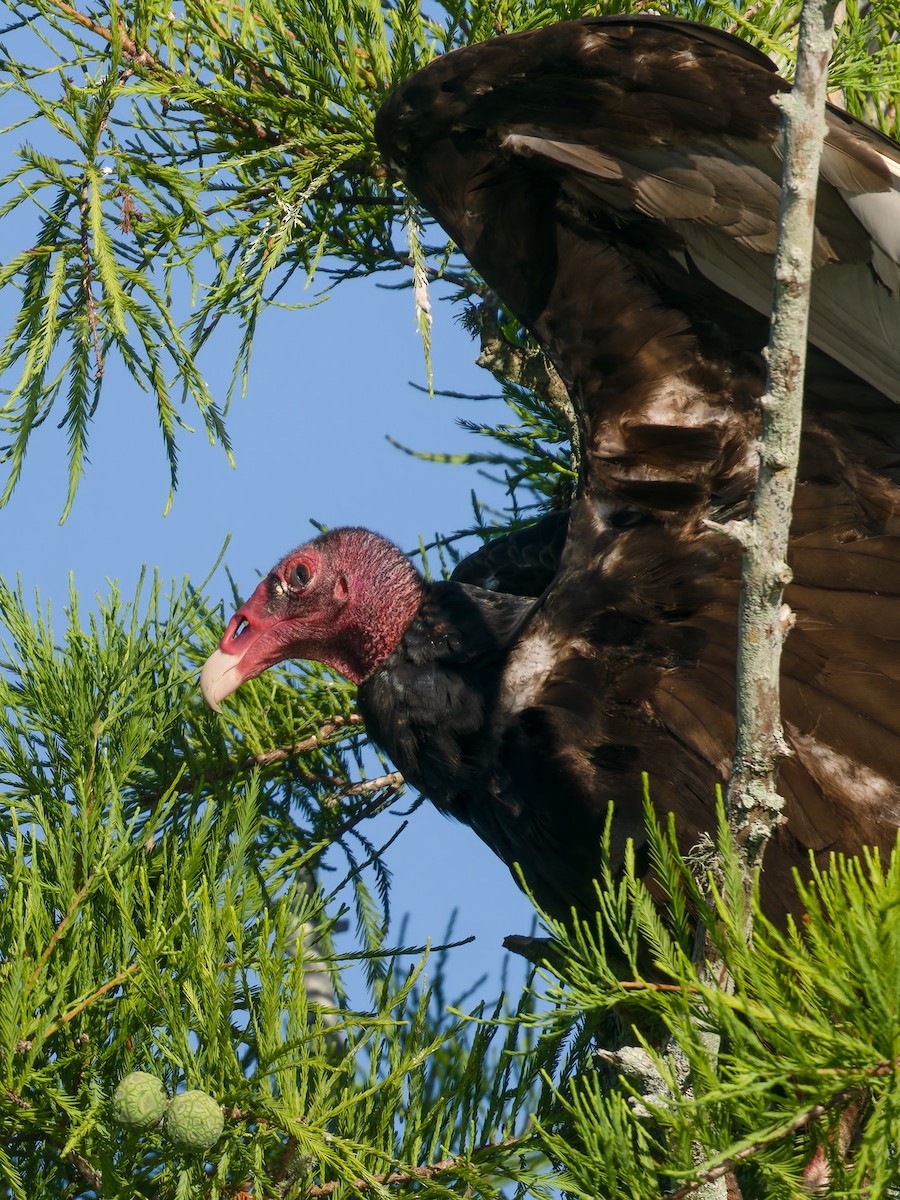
[0,217,543,1001]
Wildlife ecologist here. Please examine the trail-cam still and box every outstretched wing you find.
[377,17,900,418]
[376,18,900,919]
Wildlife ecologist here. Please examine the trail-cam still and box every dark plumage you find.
[201,17,900,922]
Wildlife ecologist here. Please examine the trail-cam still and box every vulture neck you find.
[335,535,425,685]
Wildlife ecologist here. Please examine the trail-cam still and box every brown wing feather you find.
[376,16,900,921]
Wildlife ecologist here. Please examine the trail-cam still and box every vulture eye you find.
[290,562,312,589]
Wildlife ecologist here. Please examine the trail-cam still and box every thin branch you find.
[78,175,103,380]
[43,0,281,144]
[327,778,409,842]
[0,1131,102,1190]
[43,0,159,70]
[726,0,769,32]
[342,771,404,798]
[28,875,94,988]
[473,301,581,476]
[725,0,838,875]
[41,962,139,1040]
[305,1137,529,1197]
[251,713,365,767]
[660,1084,860,1200]
[65,1149,102,1192]
[372,245,485,297]
[138,716,404,838]
[273,1134,300,1185]
[169,713,366,799]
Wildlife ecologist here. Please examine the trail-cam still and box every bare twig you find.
[725,0,837,878]
[326,776,406,842]
[342,771,404,797]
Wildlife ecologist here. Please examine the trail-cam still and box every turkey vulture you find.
[201,17,900,923]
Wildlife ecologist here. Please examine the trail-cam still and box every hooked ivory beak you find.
[200,647,246,713]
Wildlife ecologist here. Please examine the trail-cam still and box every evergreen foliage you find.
[531,804,900,1197]
[0,576,559,1196]
[1,0,899,1196]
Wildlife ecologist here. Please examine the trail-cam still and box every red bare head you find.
[200,528,424,709]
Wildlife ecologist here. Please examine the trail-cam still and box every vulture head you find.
[200,528,424,703]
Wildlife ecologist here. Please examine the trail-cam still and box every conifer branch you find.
[250,714,366,766]
[41,963,140,1040]
[28,875,94,988]
[660,1083,860,1200]
[179,714,406,805]
[43,0,158,69]
[143,712,404,838]
[370,245,485,297]
[304,1135,530,1197]
[0,1133,102,1190]
[167,713,366,800]
[472,301,581,474]
[43,0,281,143]
[78,175,103,381]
